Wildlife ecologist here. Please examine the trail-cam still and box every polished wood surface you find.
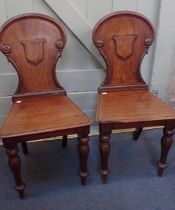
[1,95,90,138]
[97,90,175,124]
[0,13,66,101]
[93,11,175,183]
[93,11,154,92]
[0,13,91,198]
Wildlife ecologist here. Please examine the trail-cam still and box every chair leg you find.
[133,127,143,140]
[99,133,111,184]
[62,135,67,148]
[77,135,89,185]
[158,127,174,176]
[6,146,25,198]
[21,142,29,155]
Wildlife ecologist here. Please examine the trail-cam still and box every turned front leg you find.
[158,127,174,176]
[77,135,89,185]
[6,146,25,198]
[99,133,111,184]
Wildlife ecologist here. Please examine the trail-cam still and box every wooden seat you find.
[0,14,91,198]
[97,91,175,124]
[1,95,90,138]
[93,11,175,183]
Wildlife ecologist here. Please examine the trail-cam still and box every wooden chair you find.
[92,11,175,183]
[0,14,91,198]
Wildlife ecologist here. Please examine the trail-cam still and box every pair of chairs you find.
[0,12,175,199]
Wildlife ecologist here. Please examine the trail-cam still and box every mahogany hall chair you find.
[0,13,91,198]
[92,11,175,183]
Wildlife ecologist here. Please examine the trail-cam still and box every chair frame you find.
[93,11,175,183]
[0,13,90,198]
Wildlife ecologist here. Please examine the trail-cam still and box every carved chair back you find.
[93,11,155,92]
[0,14,67,101]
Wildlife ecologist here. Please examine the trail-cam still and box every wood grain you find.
[93,11,155,92]
[93,11,175,182]
[0,13,91,198]
[97,90,175,123]
[0,13,67,100]
[1,95,91,138]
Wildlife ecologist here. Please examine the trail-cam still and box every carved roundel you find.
[95,39,104,48]
[0,44,11,55]
[56,40,64,50]
[144,38,152,46]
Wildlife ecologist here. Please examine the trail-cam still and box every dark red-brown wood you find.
[93,11,175,183]
[0,13,91,198]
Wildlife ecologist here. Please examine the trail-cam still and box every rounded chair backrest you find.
[93,11,155,92]
[0,13,67,100]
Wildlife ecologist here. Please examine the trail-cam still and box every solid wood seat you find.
[97,90,175,124]
[93,11,175,183]
[1,95,90,138]
[0,13,91,198]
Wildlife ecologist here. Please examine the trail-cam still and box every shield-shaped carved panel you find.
[113,35,136,60]
[20,38,46,65]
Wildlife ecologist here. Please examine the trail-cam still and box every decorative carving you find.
[0,44,11,55]
[113,35,136,60]
[144,38,152,54]
[95,39,104,48]
[20,38,45,65]
[56,40,64,50]
[77,135,89,185]
[6,147,25,198]
[99,133,111,183]
[158,127,174,176]
[163,128,175,137]
[145,38,152,46]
